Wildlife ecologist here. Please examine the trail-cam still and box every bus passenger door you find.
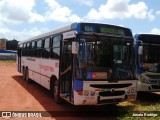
[60,40,72,101]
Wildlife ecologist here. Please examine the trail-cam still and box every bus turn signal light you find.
[77,91,83,95]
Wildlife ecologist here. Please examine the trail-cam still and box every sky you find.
[0,0,160,41]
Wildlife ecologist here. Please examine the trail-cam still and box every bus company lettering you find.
[27,58,36,61]
[55,62,59,68]
[39,65,54,72]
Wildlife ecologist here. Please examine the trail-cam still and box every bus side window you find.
[50,36,61,59]
[42,37,50,58]
[36,39,42,58]
[31,41,36,57]
[26,42,30,57]
[22,43,27,56]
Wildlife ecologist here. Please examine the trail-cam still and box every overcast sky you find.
[0,0,160,41]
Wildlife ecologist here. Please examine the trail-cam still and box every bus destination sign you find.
[81,24,130,36]
[83,25,95,32]
[99,27,125,36]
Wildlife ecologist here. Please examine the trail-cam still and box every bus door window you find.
[60,40,72,95]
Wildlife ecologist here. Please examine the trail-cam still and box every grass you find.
[0,60,16,63]
[117,97,160,120]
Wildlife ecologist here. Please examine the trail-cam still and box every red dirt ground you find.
[0,62,112,120]
[0,61,159,120]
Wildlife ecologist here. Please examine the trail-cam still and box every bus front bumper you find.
[137,81,160,92]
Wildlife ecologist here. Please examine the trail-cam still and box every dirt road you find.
[0,62,54,120]
[0,61,159,120]
[0,62,115,120]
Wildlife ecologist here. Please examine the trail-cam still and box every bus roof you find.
[135,33,160,36]
[19,22,133,44]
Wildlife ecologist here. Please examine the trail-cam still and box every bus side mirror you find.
[138,46,143,55]
[72,42,78,54]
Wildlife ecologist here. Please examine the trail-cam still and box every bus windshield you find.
[75,35,135,80]
[138,44,160,72]
[140,44,160,63]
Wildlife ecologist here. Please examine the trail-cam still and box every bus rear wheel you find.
[25,68,31,83]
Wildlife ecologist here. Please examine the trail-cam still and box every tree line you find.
[6,39,19,51]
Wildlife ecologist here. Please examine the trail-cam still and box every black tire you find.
[23,67,26,80]
[25,68,31,83]
[50,79,62,103]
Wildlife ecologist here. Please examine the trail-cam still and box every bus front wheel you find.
[23,67,26,80]
[50,79,61,103]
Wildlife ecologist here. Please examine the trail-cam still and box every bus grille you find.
[152,85,160,89]
[90,83,132,89]
[99,91,125,97]
[146,75,160,79]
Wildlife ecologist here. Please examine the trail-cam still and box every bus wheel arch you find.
[50,75,61,103]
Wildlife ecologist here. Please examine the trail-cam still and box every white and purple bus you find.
[17,22,137,105]
[135,33,160,92]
